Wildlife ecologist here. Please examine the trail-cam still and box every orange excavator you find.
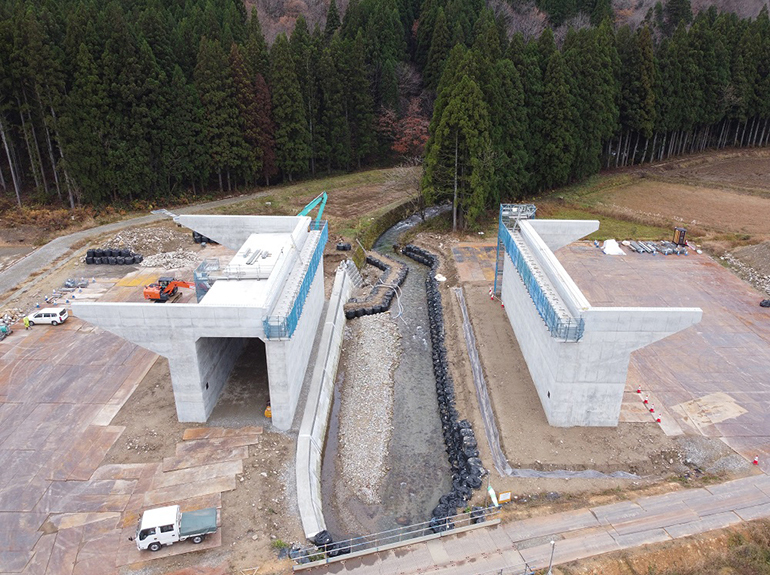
[143,277,194,302]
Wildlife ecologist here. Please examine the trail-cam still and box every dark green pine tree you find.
[416,0,442,70]
[540,50,575,189]
[538,0,578,27]
[487,59,528,202]
[230,43,263,185]
[318,39,350,171]
[270,33,310,181]
[290,16,320,174]
[564,23,619,179]
[325,0,341,40]
[173,16,199,78]
[590,0,613,26]
[341,0,363,40]
[254,73,278,185]
[194,37,247,191]
[517,40,545,194]
[58,43,108,204]
[471,9,502,62]
[342,31,374,169]
[99,5,155,201]
[423,74,492,230]
[428,43,469,140]
[664,0,693,35]
[139,2,175,75]
[163,65,208,194]
[245,13,269,79]
[424,8,451,91]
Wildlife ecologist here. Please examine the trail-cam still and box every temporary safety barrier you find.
[291,506,500,566]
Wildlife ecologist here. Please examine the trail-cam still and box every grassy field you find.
[206,167,421,241]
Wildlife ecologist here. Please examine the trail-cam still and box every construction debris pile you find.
[102,226,192,254]
[1,308,24,325]
[401,244,485,533]
[139,249,200,270]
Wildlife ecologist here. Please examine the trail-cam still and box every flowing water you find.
[321,207,451,536]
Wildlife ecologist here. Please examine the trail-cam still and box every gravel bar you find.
[337,313,400,504]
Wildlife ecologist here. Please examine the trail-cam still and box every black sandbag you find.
[313,530,333,547]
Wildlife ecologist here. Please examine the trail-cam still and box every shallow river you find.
[321,208,451,536]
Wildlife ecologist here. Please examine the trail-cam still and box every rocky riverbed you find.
[336,313,401,505]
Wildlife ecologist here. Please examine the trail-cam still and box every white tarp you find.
[602,239,626,255]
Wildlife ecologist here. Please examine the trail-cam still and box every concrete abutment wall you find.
[266,269,325,430]
[498,218,702,427]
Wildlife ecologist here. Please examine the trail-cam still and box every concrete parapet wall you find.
[296,264,355,539]
[518,221,590,316]
[527,219,599,252]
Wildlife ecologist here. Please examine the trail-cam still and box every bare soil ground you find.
[643,148,770,195]
[105,358,298,575]
[591,178,770,238]
[412,232,719,505]
[541,149,770,245]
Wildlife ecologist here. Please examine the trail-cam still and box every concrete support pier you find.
[73,215,327,430]
[495,207,702,427]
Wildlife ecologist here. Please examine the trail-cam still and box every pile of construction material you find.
[103,226,190,254]
[86,248,143,265]
[1,308,24,325]
[343,253,407,319]
[401,244,485,533]
[624,240,689,256]
[139,249,199,270]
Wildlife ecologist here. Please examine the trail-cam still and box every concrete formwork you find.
[498,216,702,427]
[73,215,326,430]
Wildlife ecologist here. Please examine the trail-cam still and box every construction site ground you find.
[1,150,769,575]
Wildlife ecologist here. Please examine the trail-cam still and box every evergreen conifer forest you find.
[0,0,768,227]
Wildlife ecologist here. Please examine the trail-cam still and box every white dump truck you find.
[130,505,218,551]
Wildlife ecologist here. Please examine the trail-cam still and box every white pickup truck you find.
[131,505,218,551]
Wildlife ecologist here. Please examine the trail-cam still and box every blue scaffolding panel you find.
[495,206,584,342]
[263,222,328,339]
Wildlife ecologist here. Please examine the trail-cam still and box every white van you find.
[26,308,68,326]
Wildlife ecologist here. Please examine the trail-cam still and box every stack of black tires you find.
[85,248,143,265]
[343,254,408,319]
[402,244,485,533]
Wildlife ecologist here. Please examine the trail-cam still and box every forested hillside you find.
[0,0,769,228]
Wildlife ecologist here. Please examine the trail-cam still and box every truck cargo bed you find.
[180,507,218,537]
